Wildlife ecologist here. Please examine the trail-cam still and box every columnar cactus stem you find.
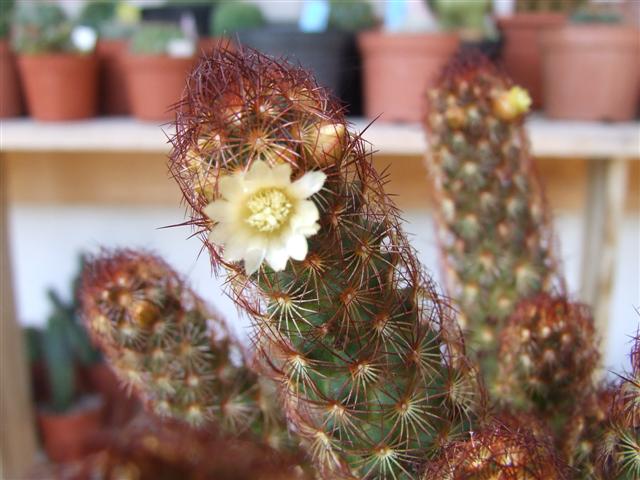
[424,54,564,379]
[79,249,291,450]
[168,48,484,479]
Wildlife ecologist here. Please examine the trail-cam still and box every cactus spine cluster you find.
[424,55,563,378]
[79,249,291,450]
[169,48,484,479]
[497,294,599,421]
[421,415,568,479]
[599,334,640,478]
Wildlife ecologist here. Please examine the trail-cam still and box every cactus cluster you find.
[421,415,568,479]
[424,54,564,379]
[496,294,599,421]
[64,44,639,480]
[79,249,291,450]
[168,47,484,479]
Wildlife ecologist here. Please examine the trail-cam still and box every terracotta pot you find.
[358,31,460,122]
[17,53,98,121]
[96,39,129,115]
[124,54,195,121]
[38,396,104,463]
[541,25,640,121]
[496,13,566,108]
[0,40,23,117]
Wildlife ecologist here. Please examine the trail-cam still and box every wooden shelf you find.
[2,115,639,158]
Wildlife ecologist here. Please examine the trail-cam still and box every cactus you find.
[424,53,564,381]
[168,47,484,479]
[129,23,187,55]
[11,1,76,54]
[79,249,293,451]
[210,2,266,37]
[599,334,640,479]
[496,294,600,423]
[421,415,569,479]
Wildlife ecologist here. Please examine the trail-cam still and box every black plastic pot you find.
[237,25,362,115]
[141,4,214,37]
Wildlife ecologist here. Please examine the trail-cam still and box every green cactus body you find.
[424,54,564,381]
[168,48,483,479]
[497,294,599,424]
[80,250,291,450]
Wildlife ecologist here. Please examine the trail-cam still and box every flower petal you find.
[222,241,247,263]
[245,160,270,182]
[291,171,326,198]
[203,200,231,223]
[219,175,244,199]
[287,234,308,261]
[243,248,266,275]
[208,223,232,245]
[266,248,289,272]
[291,200,320,230]
[271,162,293,185]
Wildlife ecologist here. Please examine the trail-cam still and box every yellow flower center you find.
[245,187,292,232]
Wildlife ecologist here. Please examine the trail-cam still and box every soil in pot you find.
[541,25,640,121]
[0,40,23,117]
[236,26,359,114]
[96,39,129,115]
[496,13,566,109]
[17,54,98,121]
[358,31,460,122]
[124,54,195,121]
[38,395,104,463]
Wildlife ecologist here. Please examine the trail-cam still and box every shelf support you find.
[0,156,38,477]
[580,157,629,365]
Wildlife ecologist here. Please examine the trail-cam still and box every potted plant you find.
[0,0,22,118]
[358,1,460,122]
[226,1,376,116]
[124,23,196,122]
[33,286,105,463]
[429,0,500,59]
[12,2,99,121]
[141,0,216,38]
[79,0,140,115]
[495,0,583,108]
[541,7,640,121]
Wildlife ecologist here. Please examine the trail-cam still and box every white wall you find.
[8,204,639,375]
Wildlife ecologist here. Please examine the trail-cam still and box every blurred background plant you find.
[210,1,266,37]
[11,2,76,54]
[129,22,189,56]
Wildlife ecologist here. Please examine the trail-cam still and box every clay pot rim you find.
[541,24,640,49]
[496,13,567,29]
[17,52,97,62]
[124,53,195,62]
[358,30,460,53]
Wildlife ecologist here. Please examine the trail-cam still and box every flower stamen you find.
[245,188,292,233]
